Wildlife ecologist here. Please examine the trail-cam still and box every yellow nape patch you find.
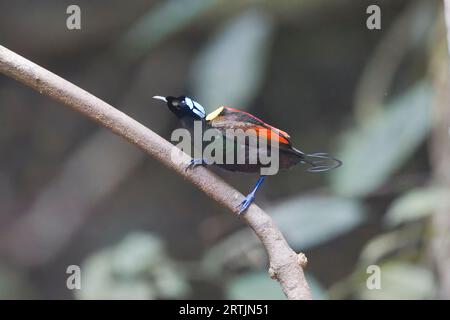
[205,106,224,121]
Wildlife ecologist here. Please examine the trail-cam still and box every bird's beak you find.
[152,95,168,103]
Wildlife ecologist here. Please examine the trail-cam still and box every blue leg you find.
[237,176,266,215]
[185,158,205,171]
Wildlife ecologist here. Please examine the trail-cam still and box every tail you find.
[293,148,342,173]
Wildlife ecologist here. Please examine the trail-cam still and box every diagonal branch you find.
[0,44,311,300]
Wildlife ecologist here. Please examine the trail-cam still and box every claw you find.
[237,193,255,215]
[236,176,266,215]
[185,158,204,172]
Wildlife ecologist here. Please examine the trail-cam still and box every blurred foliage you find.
[0,0,447,300]
[202,195,366,277]
[331,83,432,197]
[359,225,424,265]
[272,196,367,249]
[116,0,220,61]
[76,232,190,299]
[0,264,35,299]
[226,271,326,300]
[331,260,435,300]
[226,271,286,300]
[357,262,435,299]
[385,187,450,226]
[191,9,274,110]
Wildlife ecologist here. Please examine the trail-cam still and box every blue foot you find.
[185,158,204,171]
[236,176,266,215]
[237,193,255,215]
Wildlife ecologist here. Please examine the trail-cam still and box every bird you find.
[153,95,342,214]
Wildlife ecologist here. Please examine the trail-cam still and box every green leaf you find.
[116,0,219,60]
[226,271,286,300]
[202,196,365,275]
[359,226,422,264]
[191,9,274,111]
[385,187,449,227]
[227,271,327,300]
[330,83,432,197]
[272,196,366,249]
[358,262,435,299]
[76,232,189,300]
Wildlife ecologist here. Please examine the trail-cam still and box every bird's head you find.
[153,95,205,120]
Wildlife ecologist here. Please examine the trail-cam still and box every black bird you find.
[153,95,342,214]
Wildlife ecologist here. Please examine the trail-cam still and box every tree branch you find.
[0,44,312,300]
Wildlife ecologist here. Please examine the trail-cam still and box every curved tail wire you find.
[301,152,342,172]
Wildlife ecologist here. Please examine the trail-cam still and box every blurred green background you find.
[0,0,449,299]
